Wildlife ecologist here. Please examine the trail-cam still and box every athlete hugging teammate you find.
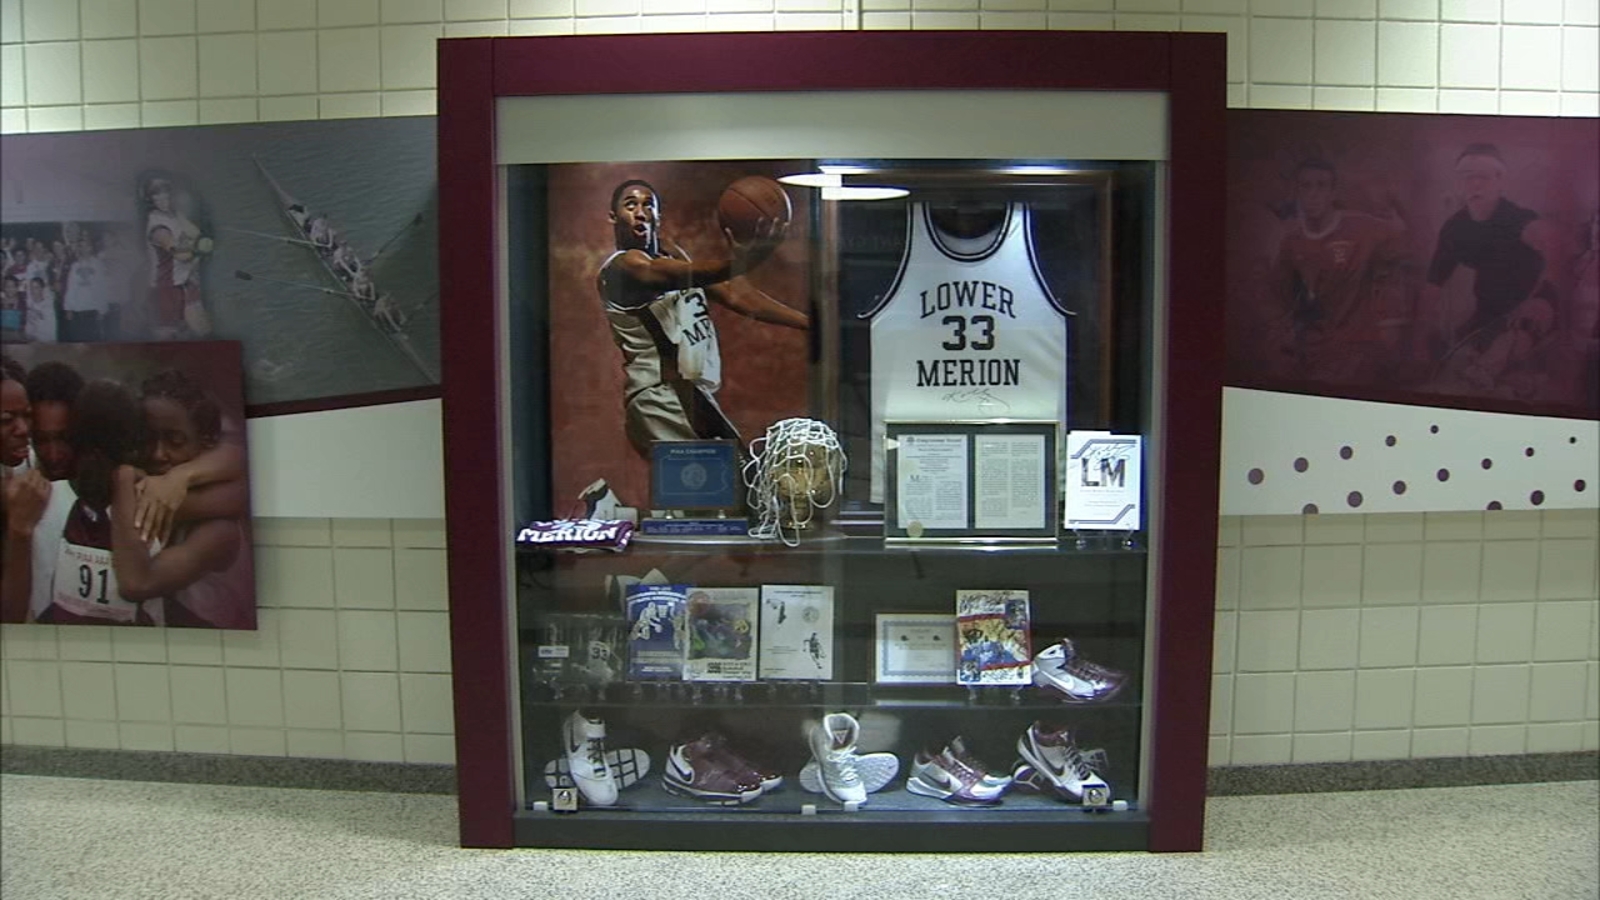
[597,178,809,469]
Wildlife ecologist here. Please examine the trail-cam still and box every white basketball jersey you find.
[866,203,1071,502]
[601,250,722,396]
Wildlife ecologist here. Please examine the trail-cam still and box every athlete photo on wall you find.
[543,162,814,517]
[1,340,257,629]
[1227,111,1600,416]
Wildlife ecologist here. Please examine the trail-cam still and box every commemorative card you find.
[955,589,1032,686]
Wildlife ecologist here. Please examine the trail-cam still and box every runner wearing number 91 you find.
[1,379,163,624]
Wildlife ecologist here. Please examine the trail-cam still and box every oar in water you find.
[365,213,424,266]
[234,269,366,303]
[222,226,322,249]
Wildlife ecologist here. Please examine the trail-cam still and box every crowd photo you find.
[0,341,256,630]
[0,177,215,348]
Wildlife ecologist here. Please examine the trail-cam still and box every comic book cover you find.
[683,588,760,682]
[955,589,1032,686]
[758,585,834,680]
[625,584,688,680]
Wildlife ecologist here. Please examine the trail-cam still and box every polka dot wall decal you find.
[1571,436,1578,444]
[1248,468,1264,485]
[1385,435,1397,446]
[1487,501,1503,510]
[1531,490,1545,506]
[1525,447,1535,457]
[1294,457,1309,472]
[1430,425,1439,434]
[1339,445,1354,460]
[1393,480,1407,495]
[1437,468,1450,482]
[1481,458,1493,469]
[1302,503,1319,514]
[1577,480,1588,492]
[1347,491,1363,508]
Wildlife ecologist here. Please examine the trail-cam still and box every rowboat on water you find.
[252,158,438,383]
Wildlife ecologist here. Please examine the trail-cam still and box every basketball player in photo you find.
[1265,158,1409,386]
[863,201,1073,502]
[596,179,808,505]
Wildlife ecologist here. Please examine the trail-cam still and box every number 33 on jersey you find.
[865,203,1072,501]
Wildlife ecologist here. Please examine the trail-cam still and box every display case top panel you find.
[495,92,1169,165]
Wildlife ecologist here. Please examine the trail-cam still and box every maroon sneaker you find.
[663,736,764,805]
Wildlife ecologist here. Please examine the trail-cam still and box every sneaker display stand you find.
[437,30,1226,852]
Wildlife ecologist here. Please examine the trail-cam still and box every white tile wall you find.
[3,519,455,762]
[1,0,1595,131]
[1212,510,1600,764]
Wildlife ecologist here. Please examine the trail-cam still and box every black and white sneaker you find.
[562,710,618,806]
[544,748,651,791]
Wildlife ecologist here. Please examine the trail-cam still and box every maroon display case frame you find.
[437,30,1226,852]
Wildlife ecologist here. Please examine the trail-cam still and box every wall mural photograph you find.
[1226,111,1599,418]
[2,340,257,629]
[0,117,439,413]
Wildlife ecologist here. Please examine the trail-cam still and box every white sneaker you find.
[1015,722,1107,802]
[562,711,618,806]
[1031,639,1127,704]
[807,713,868,805]
[544,747,650,791]
[579,479,622,520]
[798,752,900,795]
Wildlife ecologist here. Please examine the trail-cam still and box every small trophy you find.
[640,439,748,536]
[743,418,847,547]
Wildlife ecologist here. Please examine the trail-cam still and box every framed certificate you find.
[883,420,1059,542]
[874,613,958,685]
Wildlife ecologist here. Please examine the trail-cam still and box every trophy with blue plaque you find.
[643,439,747,536]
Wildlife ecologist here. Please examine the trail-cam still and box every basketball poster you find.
[1225,110,1600,417]
[1,340,257,629]
[541,161,815,516]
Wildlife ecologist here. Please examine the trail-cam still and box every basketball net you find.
[743,417,846,547]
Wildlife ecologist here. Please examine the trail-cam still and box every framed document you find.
[884,421,1058,541]
[874,613,958,684]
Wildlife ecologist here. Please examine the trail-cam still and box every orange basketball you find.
[717,176,792,243]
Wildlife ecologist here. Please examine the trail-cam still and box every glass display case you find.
[438,31,1227,852]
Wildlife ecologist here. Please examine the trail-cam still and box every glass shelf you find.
[522,680,1143,711]
[515,531,1149,559]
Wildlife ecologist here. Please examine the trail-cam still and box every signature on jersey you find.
[941,388,1011,412]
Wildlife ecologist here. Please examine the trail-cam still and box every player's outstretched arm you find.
[705,280,809,330]
[112,465,238,602]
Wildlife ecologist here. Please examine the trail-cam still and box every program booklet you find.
[955,589,1032,686]
[684,588,760,682]
[625,583,688,680]
[758,585,834,680]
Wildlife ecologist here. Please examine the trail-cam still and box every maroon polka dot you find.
[1393,481,1407,495]
[1430,425,1440,434]
[1576,480,1588,492]
[1487,501,1503,510]
[1481,458,1493,470]
[1437,468,1451,482]
[1571,436,1579,444]
[1302,503,1319,514]
[1385,435,1397,447]
[1524,447,1535,457]
[1294,457,1309,473]
[1531,490,1545,506]
[1248,468,1265,485]
[1347,491,1364,508]
[1339,446,1354,460]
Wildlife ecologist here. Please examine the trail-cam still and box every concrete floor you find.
[1,775,1595,900]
